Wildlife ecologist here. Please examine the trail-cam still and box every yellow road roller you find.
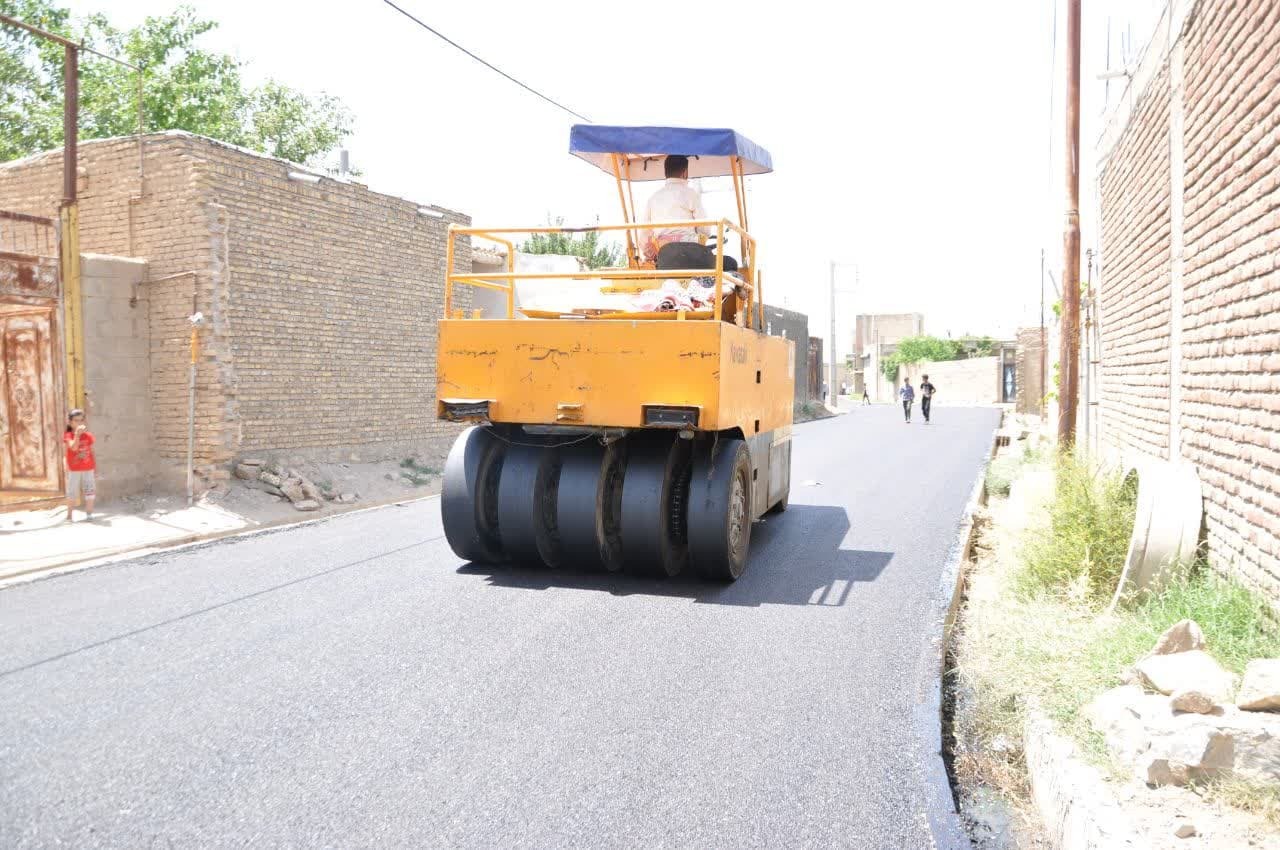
[437,125,793,580]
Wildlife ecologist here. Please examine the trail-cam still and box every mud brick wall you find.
[190,139,471,463]
[0,132,471,491]
[0,135,231,488]
[1097,0,1280,603]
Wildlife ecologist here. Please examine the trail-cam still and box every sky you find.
[62,0,1168,363]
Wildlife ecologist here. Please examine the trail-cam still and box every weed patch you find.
[1016,449,1137,604]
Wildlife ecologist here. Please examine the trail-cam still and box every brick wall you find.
[1099,63,1173,462]
[0,132,472,491]
[1097,0,1280,602]
[0,135,232,487]
[1016,327,1046,416]
[188,138,471,463]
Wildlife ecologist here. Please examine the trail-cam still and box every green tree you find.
[881,334,964,380]
[0,1,353,166]
[520,217,623,270]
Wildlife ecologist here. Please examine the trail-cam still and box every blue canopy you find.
[569,125,773,181]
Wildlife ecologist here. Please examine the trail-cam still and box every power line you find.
[378,0,593,123]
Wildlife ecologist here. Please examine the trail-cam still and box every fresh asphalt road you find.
[1,404,999,849]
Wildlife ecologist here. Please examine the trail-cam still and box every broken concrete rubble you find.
[1236,659,1280,712]
[1169,689,1216,715]
[299,478,325,503]
[1086,685,1280,786]
[1149,619,1205,656]
[280,479,306,504]
[1135,650,1236,703]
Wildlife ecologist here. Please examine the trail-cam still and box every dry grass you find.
[1194,778,1280,830]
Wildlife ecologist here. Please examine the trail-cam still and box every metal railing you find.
[0,209,57,258]
[445,219,762,328]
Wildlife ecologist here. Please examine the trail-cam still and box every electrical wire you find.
[378,0,593,123]
[486,430,599,450]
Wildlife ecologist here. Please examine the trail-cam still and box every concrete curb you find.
[1024,705,1144,849]
[0,493,442,590]
[912,417,1000,849]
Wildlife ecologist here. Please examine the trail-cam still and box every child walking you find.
[64,408,96,521]
[899,378,915,423]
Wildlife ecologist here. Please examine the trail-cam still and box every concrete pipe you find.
[1108,458,1203,610]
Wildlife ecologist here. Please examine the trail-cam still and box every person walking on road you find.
[899,378,915,423]
[862,387,870,405]
[920,374,937,423]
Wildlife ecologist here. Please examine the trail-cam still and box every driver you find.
[643,155,737,273]
[643,155,709,263]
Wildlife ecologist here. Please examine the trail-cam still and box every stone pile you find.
[1086,619,1280,788]
[233,459,359,512]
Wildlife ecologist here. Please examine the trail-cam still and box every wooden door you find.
[0,308,62,494]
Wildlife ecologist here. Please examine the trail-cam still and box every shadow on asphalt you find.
[457,504,893,607]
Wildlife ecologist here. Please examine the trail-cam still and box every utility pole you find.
[1059,0,1082,445]
[829,260,837,404]
[828,261,858,404]
[1,15,142,413]
[1040,248,1047,418]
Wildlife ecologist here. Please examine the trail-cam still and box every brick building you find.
[1095,0,1280,601]
[0,132,471,494]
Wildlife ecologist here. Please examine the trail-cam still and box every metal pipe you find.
[1082,249,1092,445]
[714,221,725,319]
[505,240,515,319]
[452,219,750,237]
[451,268,752,284]
[0,12,77,46]
[187,307,198,506]
[609,154,638,267]
[1059,0,1082,445]
[63,44,78,203]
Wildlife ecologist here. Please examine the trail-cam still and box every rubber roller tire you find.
[440,426,505,563]
[688,438,752,581]
[555,441,625,572]
[496,443,563,567]
[619,434,691,577]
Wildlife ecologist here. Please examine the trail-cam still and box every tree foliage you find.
[519,217,622,270]
[880,334,999,380]
[0,1,353,166]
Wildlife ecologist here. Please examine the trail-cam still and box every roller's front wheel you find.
[688,438,752,581]
[495,443,563,567]
[619,434,691,577]
[441,427,505,563]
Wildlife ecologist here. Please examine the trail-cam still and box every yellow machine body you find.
[437,318,794,437]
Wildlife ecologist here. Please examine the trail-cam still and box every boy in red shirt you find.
[64,408,96,521]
